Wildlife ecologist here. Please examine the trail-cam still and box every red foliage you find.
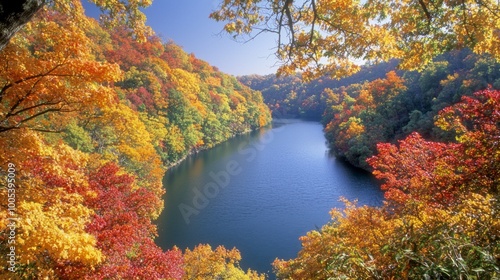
[189,54,211,73]
[84,163,184,279]
[126,92,143,110]
[23,153,89,196]
[106,27,164,70]
[438,87,500,193]
[368,87,500,208]
[209,91,222,105]
[161,42,187,69]
[127,87,155,112]
[367,133,463,207]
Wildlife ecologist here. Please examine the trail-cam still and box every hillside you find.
[0,5,269,279]
[239,61,399,119]
[241,50,500,170]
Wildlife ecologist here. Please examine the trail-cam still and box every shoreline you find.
[163,126,266,170]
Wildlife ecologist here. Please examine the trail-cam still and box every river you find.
[156,119,383,278]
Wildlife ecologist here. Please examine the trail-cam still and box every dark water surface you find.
[156,120,383,277]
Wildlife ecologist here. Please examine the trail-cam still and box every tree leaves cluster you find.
[211,0,500,80]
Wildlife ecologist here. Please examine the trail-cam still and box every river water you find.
[156,120,383,277]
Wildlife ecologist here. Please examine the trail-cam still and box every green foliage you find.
[63,121,94,153]
[239,61,399,120]
[321,50,500,170]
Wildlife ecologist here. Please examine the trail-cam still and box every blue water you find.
[156,120,383,278]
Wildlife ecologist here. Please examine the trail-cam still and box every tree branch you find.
[0,63,64,103]
[418,0,432,22]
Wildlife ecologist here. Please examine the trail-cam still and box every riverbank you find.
[164,125,271,169]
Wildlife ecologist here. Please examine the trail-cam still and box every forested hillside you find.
[323,50,500,169]
[239,61,399,119]
[242,49,500,170]
[1,0,499,279]
[0,3,269,279]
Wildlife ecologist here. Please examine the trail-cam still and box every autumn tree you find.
[274,196,499,279]
[368,87,500,208]
[211,0,500,80]
[81,162,183,279]
[322,71,406,169]
[0,8,120,133]
[0,130,103,278]
[0,0,152,51]
[367,132,464,207]
[184,244,265,280]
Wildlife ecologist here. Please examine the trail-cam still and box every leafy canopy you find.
[211,0,500,80]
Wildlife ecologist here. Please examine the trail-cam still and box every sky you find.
[85,1,280,76]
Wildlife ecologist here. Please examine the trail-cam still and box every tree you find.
[323,71,406,169]
[211,0,500,80]
[435,87,500,194]
[0,0,45,50]
[183,244,264,280]
[367,132,464,207]
[0,8,120,133]
[368,88,500,208]
[0,130,103,278]
[0,0,152,51]
[83,162,183,279]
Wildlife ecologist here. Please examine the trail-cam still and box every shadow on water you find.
[328,156,384,207]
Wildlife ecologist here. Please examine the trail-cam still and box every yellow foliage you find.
[0,130,102,276]
[346,117,365,137]
[171,68,207,116]
[183,244,265,280]
[84,103,165,217]
[211,0,500,79]
[274,199,401,279]
[0,8,120,133]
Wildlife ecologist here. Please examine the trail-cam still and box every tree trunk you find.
[0,0,45,51]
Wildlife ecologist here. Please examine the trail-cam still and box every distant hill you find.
[239,60,399,119]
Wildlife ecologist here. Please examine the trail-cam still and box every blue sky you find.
[85,1,279,76]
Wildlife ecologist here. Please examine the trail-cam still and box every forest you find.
[1,0,499,279]
[0,1,270,279]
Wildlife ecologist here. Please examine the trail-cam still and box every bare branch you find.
[0,106,71,133]
[418,0,433,21]
[310,0,317,45]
